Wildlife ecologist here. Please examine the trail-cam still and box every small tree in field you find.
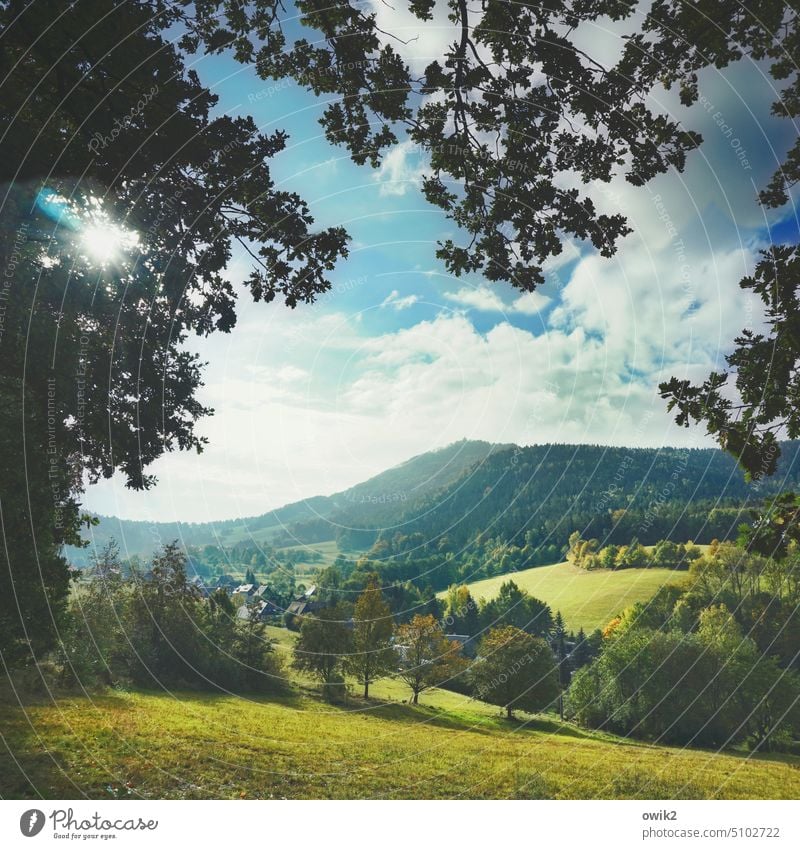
[472,626,559,719]
[345,578,396,699]
[292,606,352,689]
[395,614,464,705]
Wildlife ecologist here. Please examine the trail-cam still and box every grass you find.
[2,684,797,800]
[5,548,793,801]
[440,561,687,632]
[275,540,347,571]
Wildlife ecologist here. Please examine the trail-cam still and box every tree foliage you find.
[395,614,463,704]
[472,625,559,718]
[568,542,800,748]
[188,0,704,291]
[0,0,348,664]
[344,577,396,698]
[293,605,353,687]
[479,580,553,638]
[62,541,284,692]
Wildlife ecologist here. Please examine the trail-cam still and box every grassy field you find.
[2,683,797,800]
[441,562,687,632]
[276,540,347,573]
[2,618,797,800]
[6,550,793,801]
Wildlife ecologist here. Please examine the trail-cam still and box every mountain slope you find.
[72,439,800,565]
[71,439,507,561]
[355,441,800,554]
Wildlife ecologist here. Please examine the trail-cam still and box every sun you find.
[80,221,140,265]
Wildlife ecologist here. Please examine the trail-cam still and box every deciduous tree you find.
[0,0,348,665]
[472,626,559,719]
[395,614,463,704]
[345,578,396,699]
[292,605,353,688]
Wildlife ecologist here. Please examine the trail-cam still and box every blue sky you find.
[85,8,799,523]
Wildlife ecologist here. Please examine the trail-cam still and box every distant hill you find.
[359,441,800,549]
[70,439,509,563]
[70,439,800,565]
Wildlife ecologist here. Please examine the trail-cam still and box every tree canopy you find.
[0,0,348,662]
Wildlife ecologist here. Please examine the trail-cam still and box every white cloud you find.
[444,286,506,312]
[381,289,420,310]
[373,141,430,196]
[444,285,551,315]
[511,291,551,315]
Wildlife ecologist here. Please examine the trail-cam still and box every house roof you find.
[237,599,281,621]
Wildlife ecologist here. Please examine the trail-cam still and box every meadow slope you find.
[439,562,685,632]
[1,687,797,800]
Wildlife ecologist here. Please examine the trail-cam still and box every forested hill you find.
[72,440,510,561]
[74,440,800,563]
[350,441,800,557]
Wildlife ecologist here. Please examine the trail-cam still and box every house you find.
[232,583,257,598]
[285,599,316,617]
[444,634,478,658]
[215,574,238,591]
[285,584,324,618]
[236,600,281,622]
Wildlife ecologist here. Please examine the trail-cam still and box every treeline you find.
[292,576,576,715]
[61,542,283,693]
[566,533,704,570]
[36,531,800,752]
[319,443,800,554]
[566,542,800,750]
[184,540,313,580]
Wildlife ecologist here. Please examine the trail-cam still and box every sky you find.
[84,5,799,523]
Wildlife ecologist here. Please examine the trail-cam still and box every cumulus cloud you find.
[511,291,552,314]
[444,285,551,315]
[444,286,507,312]
[381,289,420,310]
[373,141,430,196]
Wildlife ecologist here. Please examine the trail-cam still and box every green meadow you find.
[2,685,797,800]
[439,561,687,632]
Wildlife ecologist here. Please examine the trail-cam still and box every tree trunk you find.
[413,690,419,705]
[506,705,513,719]
[364,680,369,699]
